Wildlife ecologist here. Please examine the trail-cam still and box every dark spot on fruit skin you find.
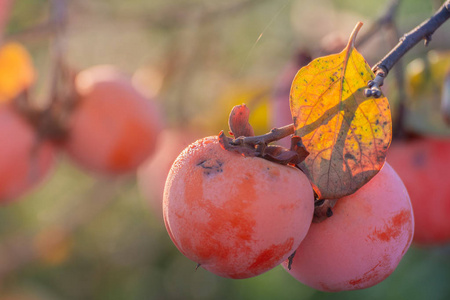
[196,159,224,176]
[196,160,206,166]
[326,207,333,217]
[345,153,356,161]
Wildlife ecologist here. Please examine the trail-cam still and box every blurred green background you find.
[1,0,450,299]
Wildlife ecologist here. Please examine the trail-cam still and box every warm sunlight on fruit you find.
[163,136,314,278]
[283,163,413,291]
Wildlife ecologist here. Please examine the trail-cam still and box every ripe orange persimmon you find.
[0,104,55,203]
[163,136,314,279]
[388,138,450,245]
[63,65,162,175]
[283,162,414,292]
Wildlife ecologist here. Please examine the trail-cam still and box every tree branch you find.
[356,0,401,48]
[365,0,450,97]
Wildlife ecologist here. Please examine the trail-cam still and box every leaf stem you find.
[346,21,363,50]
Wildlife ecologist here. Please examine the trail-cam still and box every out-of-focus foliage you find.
[1,0,450,299]
[404,50,450,135]
[0,42,35,102]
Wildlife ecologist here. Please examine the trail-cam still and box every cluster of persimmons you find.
[1,1,450,294]
[0,43,162,203]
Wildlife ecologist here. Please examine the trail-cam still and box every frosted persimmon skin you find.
[0,105,55,203]
[163,136,314,279]
[64,65,162,175]
[388,138,450,245]
[283,162,414,292]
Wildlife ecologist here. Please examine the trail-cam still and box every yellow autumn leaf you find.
[290,22,392,199]
[0,42,35,102]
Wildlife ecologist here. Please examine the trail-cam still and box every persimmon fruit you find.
[63,65,162,175]
[282,162,414,292]
[0,104,55,203]
[163,136,314,279]
[388,138,450,245]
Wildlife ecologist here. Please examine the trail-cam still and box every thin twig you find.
[356,0,401,48]
[230,123,295,146]
[366,0,450,97]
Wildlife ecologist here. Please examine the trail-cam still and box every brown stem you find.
[365,0,450,97]
[230,123,295,147]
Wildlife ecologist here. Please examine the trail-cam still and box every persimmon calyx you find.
[219,104,309,166]
[313,199,337,223]
[228,104,255,137]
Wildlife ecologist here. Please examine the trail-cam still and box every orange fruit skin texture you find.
[137,129,200,220]
[388,138,450,245]
[0,105,55,203]
[163,136,314,279]
[282,162,414,292]
[64,65,162,175]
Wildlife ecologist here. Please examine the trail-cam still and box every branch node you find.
[365,68,386,98]
[424,34,432,46]
[372,0,450,81]
[364,89,373,97]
